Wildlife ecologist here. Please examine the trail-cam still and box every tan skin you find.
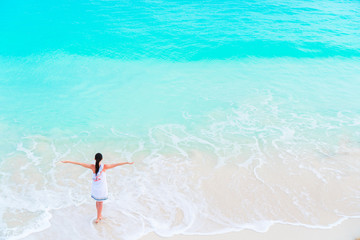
[61,159,133,223]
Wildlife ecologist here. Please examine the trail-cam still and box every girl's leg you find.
[95,201,103,223]
[95,202,99,223]
[98,201,103,219]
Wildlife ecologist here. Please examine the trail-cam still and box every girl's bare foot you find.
[95,218,100,223]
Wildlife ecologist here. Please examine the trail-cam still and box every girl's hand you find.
[61,161,69,163]
[128,162,134,165]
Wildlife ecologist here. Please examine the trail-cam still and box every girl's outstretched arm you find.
[61,160,93,169]
[104,162,134,170]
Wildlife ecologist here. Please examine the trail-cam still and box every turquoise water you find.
[1,0,360,59]
[1,0,360,239]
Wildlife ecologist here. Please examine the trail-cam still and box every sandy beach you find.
[141,218,360,240]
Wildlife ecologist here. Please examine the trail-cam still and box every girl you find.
[61,153,133,223]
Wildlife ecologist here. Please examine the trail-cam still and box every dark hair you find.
[95,153,103,175]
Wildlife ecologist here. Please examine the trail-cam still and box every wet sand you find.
[141,218,360,240]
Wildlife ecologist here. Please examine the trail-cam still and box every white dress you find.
[91,164,108,201]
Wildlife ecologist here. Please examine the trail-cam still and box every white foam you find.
[1,57,360,239]
[6,210,52,240]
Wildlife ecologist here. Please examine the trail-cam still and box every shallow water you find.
[1,0,360,239]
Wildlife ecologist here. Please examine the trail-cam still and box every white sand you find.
[141,218,360,240]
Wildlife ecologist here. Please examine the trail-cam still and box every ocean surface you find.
[1,0,360,239]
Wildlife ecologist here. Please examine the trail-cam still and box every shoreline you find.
[6,145,360,240]
[141,217,360,240]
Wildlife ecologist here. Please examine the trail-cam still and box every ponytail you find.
[95,153,103,175]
